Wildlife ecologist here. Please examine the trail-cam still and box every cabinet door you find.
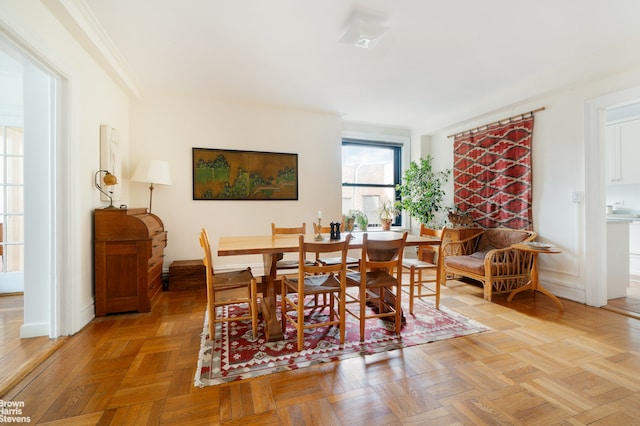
[105,242,141,313]
[630,222,640,253]
[630,222,640,281]
[606,124,621,184]
[619,119,640,184]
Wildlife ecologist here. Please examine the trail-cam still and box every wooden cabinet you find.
[94,208,167,316]
[606,119,640,184]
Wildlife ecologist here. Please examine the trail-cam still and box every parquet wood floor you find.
[606,284,640,318]
[2,279,640,425]
[0,295,66,394]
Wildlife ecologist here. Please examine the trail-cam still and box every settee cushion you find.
[445,255,485,275]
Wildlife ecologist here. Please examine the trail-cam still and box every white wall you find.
[0,0,131,335]
[421,65,640,304]
[128,95,342,271]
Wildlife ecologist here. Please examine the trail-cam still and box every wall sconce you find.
[95,170,119,209]
[131,159,172,213]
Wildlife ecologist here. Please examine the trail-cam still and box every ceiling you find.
[82,0,640,133]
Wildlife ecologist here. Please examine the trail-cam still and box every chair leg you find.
[281,282,287,334]
[329,292,335,322]
[394,284,401,334]
[409,265,416,315]
[207,311,215,340]
[435,277,440,309]
[483,280,492,301]
[359,287,367,342]
[250,278,258,338]
[338,289,346,345]
[297,294,304,351]
[208,292,215,339]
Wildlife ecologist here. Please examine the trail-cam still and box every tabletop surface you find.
[218,231,440,256]
[512,242,562,254]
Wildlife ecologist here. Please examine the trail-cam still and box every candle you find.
[318,211,322,219]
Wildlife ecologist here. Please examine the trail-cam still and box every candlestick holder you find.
[315,218,324,240]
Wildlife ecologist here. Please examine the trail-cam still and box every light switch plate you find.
[571,191,583,203]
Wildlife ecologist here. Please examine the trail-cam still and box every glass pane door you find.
[0,126,24,288]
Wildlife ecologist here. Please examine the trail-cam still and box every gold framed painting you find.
[192,148,298,200]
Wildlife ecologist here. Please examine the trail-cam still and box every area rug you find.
[194,298,488,387]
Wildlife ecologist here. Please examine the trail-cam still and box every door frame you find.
[585,86,640,307]
[0,23,66,338]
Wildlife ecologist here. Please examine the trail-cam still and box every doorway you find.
[0,32,58,338]
[585,86,640,309]
[603,102,640,316]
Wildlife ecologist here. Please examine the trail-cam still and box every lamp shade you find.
[131,160,172,185]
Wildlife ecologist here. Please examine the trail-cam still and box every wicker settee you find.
[440,227,537,301]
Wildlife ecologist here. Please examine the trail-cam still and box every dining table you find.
[217,230,442,342]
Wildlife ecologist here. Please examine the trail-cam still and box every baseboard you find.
[19,322,49,338]
[73,299,97,335]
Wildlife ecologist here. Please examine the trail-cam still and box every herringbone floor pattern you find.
[3,279,640,425]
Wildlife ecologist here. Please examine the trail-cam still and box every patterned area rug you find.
[194,297,488,387]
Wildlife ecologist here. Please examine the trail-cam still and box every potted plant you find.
[378,198,400,230]
[395,155,451,228]
[343,209,368,232]
[446,206,474,227]
[342,212,355,233]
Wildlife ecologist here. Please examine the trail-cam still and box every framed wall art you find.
[100,124,121,201]
[192,148,298,200]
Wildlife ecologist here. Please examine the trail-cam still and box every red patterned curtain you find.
[453,115,534,230]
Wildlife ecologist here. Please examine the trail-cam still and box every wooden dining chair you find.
[271,223,313,276]
[346,231,408,341]
[199,228,259,339]
[401,225,442,313]
[312,222,332,235]
[281,234,352,351]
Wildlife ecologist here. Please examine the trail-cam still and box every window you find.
[342,139,401,227]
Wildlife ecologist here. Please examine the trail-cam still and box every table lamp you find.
[95,170,119,209]
[131,159,172,213]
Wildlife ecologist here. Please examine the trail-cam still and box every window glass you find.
[6,215,23,243]
[6,156,23,185]
[341,140,401,227]
[5,245,23,272]
[6,186,23,214]
[6,127,23,155]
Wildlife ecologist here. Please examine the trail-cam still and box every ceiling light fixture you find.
[339,9,389,49]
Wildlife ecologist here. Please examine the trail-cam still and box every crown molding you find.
[45,0,139,98]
